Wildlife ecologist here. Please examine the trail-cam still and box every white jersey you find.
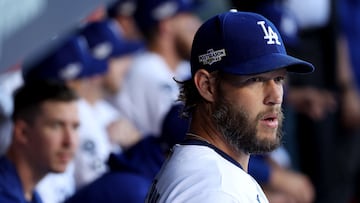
[36,163,76,203]
[73,99,121,189]
[93,100,122,153]
[0,69,23,155]
[109,52,190,136]
[146,140,269,203]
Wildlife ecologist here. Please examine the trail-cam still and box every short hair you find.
[12,80,78,123]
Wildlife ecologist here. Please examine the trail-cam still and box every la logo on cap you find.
[257,21,281,45]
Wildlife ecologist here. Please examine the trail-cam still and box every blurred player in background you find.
[0,81,79,203]
[108,0,202,136]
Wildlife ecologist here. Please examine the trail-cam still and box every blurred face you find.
[211,69,286,154]
[24,101,79,173]
[171,13,202,60]
[115,16,143,41]
[103,55,133,95]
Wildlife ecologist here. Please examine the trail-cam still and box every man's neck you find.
[148,38,181,72]
[68,79,102,106]
[189,109,250,172]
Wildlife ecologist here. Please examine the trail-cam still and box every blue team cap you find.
[134,0,197,35]
[108,0,137,17]
[190,10,314,76]
[23,36,108,82]
[160,103,188,148]
[80,19,143,60]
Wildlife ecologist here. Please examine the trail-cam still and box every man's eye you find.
[73,123,80,131]
[49,122,61,129]
[247,77,262,83]
[274,76,285,83]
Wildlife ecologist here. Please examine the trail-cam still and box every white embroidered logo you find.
[93,42,112,60]
[59,63,82,80]
[257,21,281,45]
[198,49,226,65]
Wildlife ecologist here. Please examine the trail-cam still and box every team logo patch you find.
[198,49,226,65]
[93,42,112,60]
[59,63,82,80]
[257,21,281,45]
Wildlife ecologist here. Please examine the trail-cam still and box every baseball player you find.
[24,20,141,202]
[108,0,202,136]
[0,81,79,203]
[146,10,314,202]
[24,35,115,201]
[63,103,188,203]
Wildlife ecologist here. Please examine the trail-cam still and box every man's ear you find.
[193,69,216,102]
[13,120,30,144]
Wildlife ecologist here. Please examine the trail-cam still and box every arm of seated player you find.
[107,118,142,150]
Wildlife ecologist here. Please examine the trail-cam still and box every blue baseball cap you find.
[160,102,188,148]
[80,20,143,60]
[134,0,198,35]
[108,0,137,17]
[23,35,108,83]
[190,10,314,76]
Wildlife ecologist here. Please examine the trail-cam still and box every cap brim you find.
[87,58,108,77]
[222,53,315,75]
[111,41,144,57]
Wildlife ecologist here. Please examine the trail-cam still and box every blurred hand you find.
[107,118,141,149]
[287,87,337,121]
[263,188,297,203]
[341,88,360,129]
[270,165,315,203]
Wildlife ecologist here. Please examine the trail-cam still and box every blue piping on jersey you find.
[181,139,244,170]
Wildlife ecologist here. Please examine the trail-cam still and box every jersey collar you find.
[181,138,244,170]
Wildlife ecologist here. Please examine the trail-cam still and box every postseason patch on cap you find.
[198,49,226,66]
